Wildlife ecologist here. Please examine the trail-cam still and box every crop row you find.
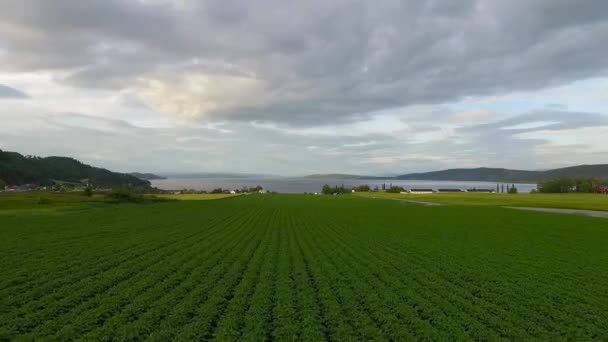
[2,195,607,340]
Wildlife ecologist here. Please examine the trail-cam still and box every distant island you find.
[305,164,608,183]
[0,149,150,189]
[395,165,608,183]
[129,172,166,181]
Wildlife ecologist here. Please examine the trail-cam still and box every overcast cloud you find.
[1,0,607,174]
[0,84,28,98]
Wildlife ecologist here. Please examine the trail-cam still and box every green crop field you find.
[355,191,608,211]
[155,193,241,201]
[1,194,608,340]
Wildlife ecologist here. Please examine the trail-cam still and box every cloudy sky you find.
[1,0,607,175]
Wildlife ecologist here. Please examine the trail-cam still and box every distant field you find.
[0,191,99,211]
[155,193,241,200]
[1,195,607,340]
[355,192,608,211]
[0,192,235,213]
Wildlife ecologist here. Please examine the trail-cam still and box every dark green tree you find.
[386,186,405,193]
[353,184,371,192]
[250,185,264,192]
[83,187,93,197]
[538,179,576,193]
[321,184,333,195]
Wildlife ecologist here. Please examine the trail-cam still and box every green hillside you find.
[0,149,150,189]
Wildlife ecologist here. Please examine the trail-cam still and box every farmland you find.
[355,191,608,211]
[1,194,608,340]
[155,193,241,201]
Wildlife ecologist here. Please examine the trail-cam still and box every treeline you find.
[537,178,608,194]
[321,184,350,195]
[322,182,412,194]
[0,149,150,190]
[210,185,264,194]
[321,184,377,195]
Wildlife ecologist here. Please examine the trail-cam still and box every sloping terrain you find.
[0,149,150,188]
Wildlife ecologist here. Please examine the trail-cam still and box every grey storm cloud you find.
[1,0,608,126]
[0,84,28,98]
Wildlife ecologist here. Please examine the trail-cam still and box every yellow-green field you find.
[354,192,608,211]
[154,193,242,201]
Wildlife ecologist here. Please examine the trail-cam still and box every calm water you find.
[152,177,538,193]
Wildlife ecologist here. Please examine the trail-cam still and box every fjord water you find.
[151,177,537,193]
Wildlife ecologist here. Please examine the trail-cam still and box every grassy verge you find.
[0,192,102,211]
[353,192,608,211]
[0,191,171,212]
[154,193,242,201]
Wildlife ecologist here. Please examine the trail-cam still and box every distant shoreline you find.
[152,177,537,194]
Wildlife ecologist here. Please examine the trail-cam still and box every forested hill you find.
[396,165,608,182]
[129,172,166,180]
[0,149,150,188]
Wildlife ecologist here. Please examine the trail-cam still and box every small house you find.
[407,189,435,194]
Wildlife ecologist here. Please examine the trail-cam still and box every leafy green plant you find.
[83,187,93,197]
[2,195,607,340]
[36,196,51,205]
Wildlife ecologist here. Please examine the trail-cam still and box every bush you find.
[36,197,51,205]
[508,184,518,194]
[386,186,406,193]
[106,188,144,203]
[83,187,93,197]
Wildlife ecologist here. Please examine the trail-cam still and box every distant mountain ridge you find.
[129,172,166,180]
[302,164,608,183]
[396,165,608,183]
[0,149,150,189]
[303,174,371,180]
[161,172,276,179]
